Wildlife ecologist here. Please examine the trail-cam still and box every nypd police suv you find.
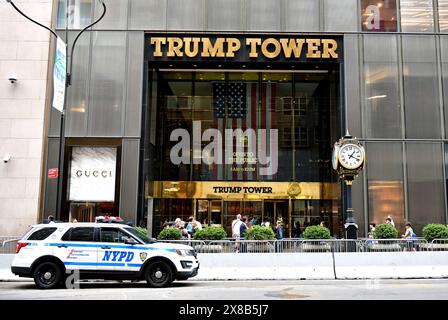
[11,222,199,289]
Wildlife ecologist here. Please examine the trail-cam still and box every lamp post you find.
[6,0,107,221]
[332,131,365,240]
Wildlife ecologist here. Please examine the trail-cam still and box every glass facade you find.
[46,0,448,238]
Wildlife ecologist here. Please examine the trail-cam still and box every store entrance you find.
[264,200,288,228]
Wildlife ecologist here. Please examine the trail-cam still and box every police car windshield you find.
[124,227,155,244]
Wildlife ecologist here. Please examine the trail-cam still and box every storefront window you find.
[151,71,338,183]
[145,69,341,237]
[361,0,398,32]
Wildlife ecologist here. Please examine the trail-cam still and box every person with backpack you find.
[402,222,417,251]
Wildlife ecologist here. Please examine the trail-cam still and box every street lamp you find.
[332,131,365,240]
[5,0,107,221]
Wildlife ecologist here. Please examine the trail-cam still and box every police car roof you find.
[32,222,132,228]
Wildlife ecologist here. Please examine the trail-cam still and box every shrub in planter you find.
[422,224,448,242]
[369,223,400,251]
[157,227,182,240]
[244,225,275,240]
[134,226,148,237]
[301,225,331,252]
[373,223,398,239]
[303,225,331,239]
[193,226,227,240]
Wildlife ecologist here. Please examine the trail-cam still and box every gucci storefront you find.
[43,0,448,239]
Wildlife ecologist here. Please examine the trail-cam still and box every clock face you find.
[332,145,339,170]
[338,144,364,170]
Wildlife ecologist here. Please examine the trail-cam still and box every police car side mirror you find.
[123,237,138,245]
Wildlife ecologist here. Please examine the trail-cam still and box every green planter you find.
[157,227,182,240]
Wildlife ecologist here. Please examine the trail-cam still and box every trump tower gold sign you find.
[146,35,342,62]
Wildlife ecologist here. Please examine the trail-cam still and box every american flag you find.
[213,82,246,118]
[212,82,277,181]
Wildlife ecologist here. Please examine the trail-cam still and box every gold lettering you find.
[150,37,166,57]
[167,37,184,57]
[226,38,241,57]
[306,39,321,58]
[246,38,261,58]
[322,39,338,58]
[184,37,200,58]
[261,38,281,59]
[201,38,225,57]
[280,38,305,58]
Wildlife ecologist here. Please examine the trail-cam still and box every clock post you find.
[332,131,365,241]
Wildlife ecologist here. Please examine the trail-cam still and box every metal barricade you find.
[420,239,448,251]
[363,238,428,252]
[0,237,20,254]
[156,238,447,253]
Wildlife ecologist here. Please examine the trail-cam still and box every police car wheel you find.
[33,261,62,289]
[145,261,173,287]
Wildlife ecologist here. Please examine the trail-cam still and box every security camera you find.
[2,155,11,163]
[8,74,17,84]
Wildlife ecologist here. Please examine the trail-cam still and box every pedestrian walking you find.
[231,214,243,252]
[274,220,284,252]
[239,217,249,253]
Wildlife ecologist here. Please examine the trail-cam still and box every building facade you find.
[0,0,53,236]
[39,0,448,238]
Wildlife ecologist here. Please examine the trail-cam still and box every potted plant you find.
[300,225,332,252]
[368,223,401,251]
[193,226,227,253]
[157,227,182,241]
[244,226,275,252]
[421,224,448,251]
[134,226,148,237]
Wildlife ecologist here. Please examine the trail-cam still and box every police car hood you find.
[149,242,193,251]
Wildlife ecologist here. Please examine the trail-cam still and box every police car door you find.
[58,227,98,271]
[98,227,136,271]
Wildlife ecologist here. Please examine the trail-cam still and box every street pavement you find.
[1,279,448,300]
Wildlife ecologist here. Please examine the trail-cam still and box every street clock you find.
[332,131,365,242]
[338,143,364,170]
[332,132,365,182]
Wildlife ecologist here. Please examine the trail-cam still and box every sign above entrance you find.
[146,34,343,63]
[149,181,340,200]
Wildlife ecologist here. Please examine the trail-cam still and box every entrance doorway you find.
[196,199,222,226]
[263,200,288,228]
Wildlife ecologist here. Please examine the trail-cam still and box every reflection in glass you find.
[366,142,405,233]
[406,143,445,235]
[363,35,401,138]
[400,0,434,32]
[57,0,93,29]
[402,36,441,139]
[439,0,448,31]
[151,71,339,183]
[361,0,398,32]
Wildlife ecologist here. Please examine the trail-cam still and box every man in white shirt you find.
[231,214,242,252]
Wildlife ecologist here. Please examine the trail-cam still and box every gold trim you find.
[147,181,340,200]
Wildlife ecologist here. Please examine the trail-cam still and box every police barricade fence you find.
[0,237,19,254]
[157,238,448,253]
[361,238,429,252]
[158,239,365,253]
[418,239,448,251]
